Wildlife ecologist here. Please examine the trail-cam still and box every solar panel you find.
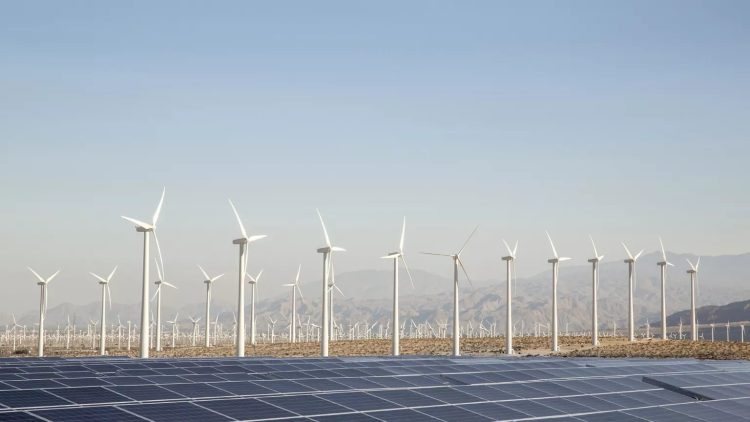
[108,384,186,401]
[0,390,71,408]
[0,411,43,421]
[122,401,232,422]
[46,386,131,405]
[33,406,145,422]
[196,397,297,420]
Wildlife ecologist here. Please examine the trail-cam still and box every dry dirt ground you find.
[4,337,750,360]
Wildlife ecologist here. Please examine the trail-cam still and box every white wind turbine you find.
[588,237,604,346]
[315,209,346,357]
[381,218,415,356]
[198,265,224,347]
[687,257,701,341]
[89,266,117,356]
[228,199,267,357]
[501,239,518,355]
[188,316,201,346]
[657,237,674,340]
[121,187,165,358]
[167,313,179,348]
[545,232,571,352]
[422,226,478,357]
[152,260,177,352]
[28,268,59,357]
[281,265,304,343]
[246,269,264,345]
[621,242,644,342]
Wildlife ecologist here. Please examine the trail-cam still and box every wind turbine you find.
[121,187,165,358]
[228,199,267,357]
[152,260,177,352]
[89,266,117,356]
[501,239,518,355]
[281,265,304,343]
[198,265,224,347]
[687,257,701,341]
[422,226,478,357]
[246,269,264,345]
[381,218,415,356]
[657,237,674,340]
[588,237,604,346]
[545,232,571,352]
[28,268,59,357]
[167,313,179,348]
[315,209,346,357]
[188,316,201,346]
[622,242,644,342]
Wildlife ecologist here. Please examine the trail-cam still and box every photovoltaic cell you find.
[33,406,145,422]
[196,398,297,420]
[122,401,232,422]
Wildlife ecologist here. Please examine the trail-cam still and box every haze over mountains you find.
[6,251,750,332]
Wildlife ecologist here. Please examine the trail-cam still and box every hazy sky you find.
[1,1,749,314]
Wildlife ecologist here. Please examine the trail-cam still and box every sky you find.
[1,1,749,314]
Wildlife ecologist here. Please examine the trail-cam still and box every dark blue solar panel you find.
[321,392,400,411]
[197,398,298,420]
[260,395,352,416]
[0,411,44,421]
[55,377,112,387]
[5,380,63,390]
[33,406,144,422]
[458,402,530,420]
[416,405,494,421]
[208,381,275,396]
[364,408,442,421]
[0,390,70,408]
[47,387,130,405]
[161,383,229,398]
[314,413,381,421]
[108,384,185,401]
[123,402,232,422]
[256,380,313,393]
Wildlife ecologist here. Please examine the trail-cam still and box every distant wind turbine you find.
[501,239,518,355]
[315,209,345,357]
[657,237,674,340]
[381,218,415,356]
[89,266,117,356]
[687,257,701,341]
[545,231,571,352]
[622,242,644,342]
[588,237,604,346]
[121,187,165,358]
[228,199,267,357]
[152,260,177,352]
[246,269,264,345]
[198,265,224,347]
[28,268,60,357]
[281,265,304,343]
[422,225,478,357]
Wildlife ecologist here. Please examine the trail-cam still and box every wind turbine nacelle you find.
[233,238,248,245]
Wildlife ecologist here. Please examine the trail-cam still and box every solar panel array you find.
[0,355,747,421]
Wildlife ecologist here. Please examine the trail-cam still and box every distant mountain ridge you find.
[5,252,749,332]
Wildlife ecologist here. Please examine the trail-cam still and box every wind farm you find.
[3,2,750,421]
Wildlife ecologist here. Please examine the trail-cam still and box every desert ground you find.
[4,336,750,360]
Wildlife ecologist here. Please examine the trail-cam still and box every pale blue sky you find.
[1,1,749,312]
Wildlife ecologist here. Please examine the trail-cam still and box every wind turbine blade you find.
[621,242,634,260]
[399,217,406,253]
[421,252,453,257]
[457,257,474,288]
[121,216,153,230]
[296,284,304,301]
[334,284,345,297]
[150,285,160,302]
[330,246,346,252]
[316,209,332,247]
[558,257,572,262]
[198,265,210,281]
[152,187,165,226]
[247,235,267,243]
[458,225,479,256]
[696,257,701,271]
[228,199,248,239]
[43,286,48,314]
[107,266,118,282]
[211,274,224,282]
[255,269,264,283]
[107,284,112,309]
[90,272,107,283]
[153,230,165,281]
[589,235,599,258]
[659,237,667,262]
[295,265,302,284]
[546,231,559,259]
[46,270,60,284]
[281,283,295,287]
[634,250,644,261]
[27,267,45,283]
[502,239,513,257]
[513,240,518,257]
[401,255,416,289]
[162,281,178,289]
[154,258,163,281]
[686,258,696,272]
